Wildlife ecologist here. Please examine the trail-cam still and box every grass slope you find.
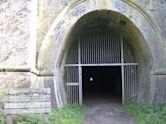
[124,103,166,124]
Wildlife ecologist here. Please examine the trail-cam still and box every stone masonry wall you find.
[0,0,165,109]
[0,0,33,111]
[0,0,32,67]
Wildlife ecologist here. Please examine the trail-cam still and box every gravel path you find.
[83,95,136,124]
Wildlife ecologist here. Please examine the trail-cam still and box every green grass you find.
[14,104,84,124]
[124,103,166,124]
[14,114,45,124]
[0,114,4,124]
[48,104,84,124]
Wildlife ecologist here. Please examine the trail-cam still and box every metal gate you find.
[64,31,138,104]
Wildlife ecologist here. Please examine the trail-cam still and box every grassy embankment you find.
[124,103,166,124]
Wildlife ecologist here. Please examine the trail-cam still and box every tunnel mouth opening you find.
[63,11,139,105]
[83,66,122,104]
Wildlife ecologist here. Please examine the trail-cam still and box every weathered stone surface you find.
[153,75,166,105]
[0,72,31,111]
[0,72,31,90]
[0,0,31,66]
[37,0,64,50]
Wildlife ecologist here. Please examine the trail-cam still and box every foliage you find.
[13,104,84,124]
[0,114,4,124]
[48,104,84,124]
[124,103,166,124]
[14,114,45,124]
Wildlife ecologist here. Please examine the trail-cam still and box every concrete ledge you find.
[0,67,30,72]
[154,68,166,75]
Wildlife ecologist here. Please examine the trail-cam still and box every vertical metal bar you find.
[88,36,90,64]
[74,86,76,104]
[74,67,76,103]
[89,34,92,63]
[108,32,110,63]
[123,40,126,63]
[124,66,126,102]
[69,86,71,103]
[107,31,109,63]
[111,34,113,63]
[71,86,72,104]
[105,31,107,63]
[131,66,133,101]
[91,33,94,63]
[84,39,86,64]
[66,82,68,103]
[95,32,98,63]
[110,34,112,63]
[99,32,101,63]
[94,32,97,63]
[78,39,82,104]
[127,66,129,103]
[82,39,84,64]
[108,32,111,63]
[98,31,100,63]
[113,35,116,63]
[118,36,121,63]
[112,34,114,63]
[69,85,71,103]
[121,36,125,105]
[129,66,131,102]
[133,66,135,101]
[72,85,73,103]
[96,32,98,63]
[116,35,119,63]
[73,85,75,103]
[105,31,106,63]
[132,65,135,101]
[87,37,90,64]
[128,66,130,102]
[134,65,137,101]
[115,35,117,63]
[104,32,106,63]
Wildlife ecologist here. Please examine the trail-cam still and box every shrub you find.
[0,114,4,124]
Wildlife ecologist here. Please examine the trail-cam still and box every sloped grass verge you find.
[14,104,84,124]
[124,103,166,124]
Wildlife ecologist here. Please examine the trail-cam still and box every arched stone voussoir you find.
[37,0,166,75]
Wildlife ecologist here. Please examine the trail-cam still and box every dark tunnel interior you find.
[82,66,122,103]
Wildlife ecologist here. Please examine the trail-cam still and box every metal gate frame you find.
[64,33,138,105]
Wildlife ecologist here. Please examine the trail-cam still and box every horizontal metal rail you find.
[65,63,138,66]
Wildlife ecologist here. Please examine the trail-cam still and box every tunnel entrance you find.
[82,66,122,103]
[64,30,138,105]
